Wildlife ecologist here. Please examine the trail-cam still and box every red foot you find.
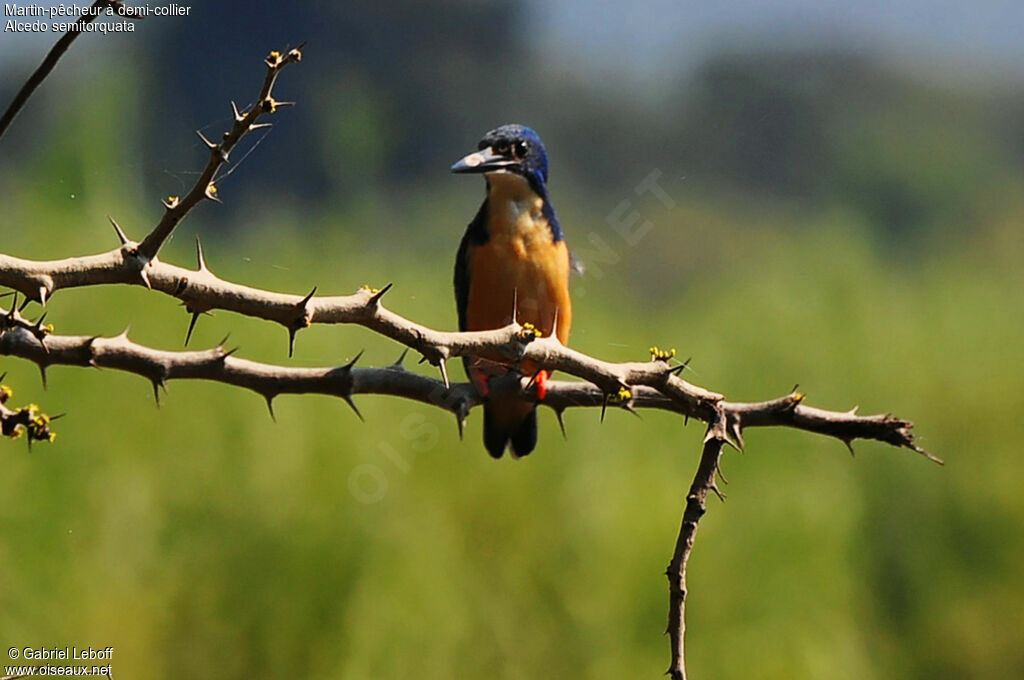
[535,370,549,401]
[472,372,490,397]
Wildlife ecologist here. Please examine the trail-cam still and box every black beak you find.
[450,146,517,174]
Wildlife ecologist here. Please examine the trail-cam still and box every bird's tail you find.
[483,401,538,459]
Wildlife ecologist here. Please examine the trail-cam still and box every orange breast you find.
[464,173,572,382]
[466,237,571,341]
[465,172,571,341]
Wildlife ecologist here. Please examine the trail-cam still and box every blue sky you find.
[535,0,1024,84]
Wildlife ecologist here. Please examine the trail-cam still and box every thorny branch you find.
[0,41,942,680]
[667,411,727,680]
[0,45,301,310]
[0,228,941,465]
[0,301,933,461]
[136,46,302,261]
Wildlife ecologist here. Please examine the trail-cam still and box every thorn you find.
[916,446,945,466]
[287,289,316,359]
[728,418,745,451]
[195,129,217,150]
[555,408,568,439]
[524,369,547,397]
[33,312,47,330]
[138,267,151,290]
[18,296,31,312]
[843,439,856,457]
[510,288,519,325]
[342,350,364,371]
[709,483,727,502]
[50,412,66,421]
[248,122,273,131]
[108,215,129,245]
[287,328,298,358]
[684,413,689,426]
[417,356,428,365]
[264,395,276,421]
[368,282,393,306]
[455,400,470,440]
[217,333,231,349]
[438,358,450,389]
[151,380,162,406]
[185,311,201,346]
[666,357,692,377]
[791,383,800,394]
[390,348,409,369]
[38,364,47,389]
[622,401,642,419]
[343,395,364,422]
[299,286,317,307]
[847,405,860,415]
[231,100,244,122]
[195,236,209,271]
[600,393,609,423]
[715,460,729,485]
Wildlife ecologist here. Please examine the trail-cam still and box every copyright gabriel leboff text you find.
[10,646,113,661]
[7,646,113,676]
[5,3,192,33]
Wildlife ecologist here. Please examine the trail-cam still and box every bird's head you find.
[451,124,550,186]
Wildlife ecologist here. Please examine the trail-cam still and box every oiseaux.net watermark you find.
[6,645,114,677]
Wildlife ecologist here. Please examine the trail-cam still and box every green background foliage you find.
[1,5,1023,678]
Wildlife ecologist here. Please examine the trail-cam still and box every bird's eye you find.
[513,141,528,159]
[493,141,510,155]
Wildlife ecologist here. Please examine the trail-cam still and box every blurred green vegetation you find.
[2,22,1024,680]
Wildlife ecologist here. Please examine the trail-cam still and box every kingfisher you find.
[452,124,572,459]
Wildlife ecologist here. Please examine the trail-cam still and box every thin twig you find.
[666,410,728,680]
[135,46,303,260]
[0,1,125,144]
